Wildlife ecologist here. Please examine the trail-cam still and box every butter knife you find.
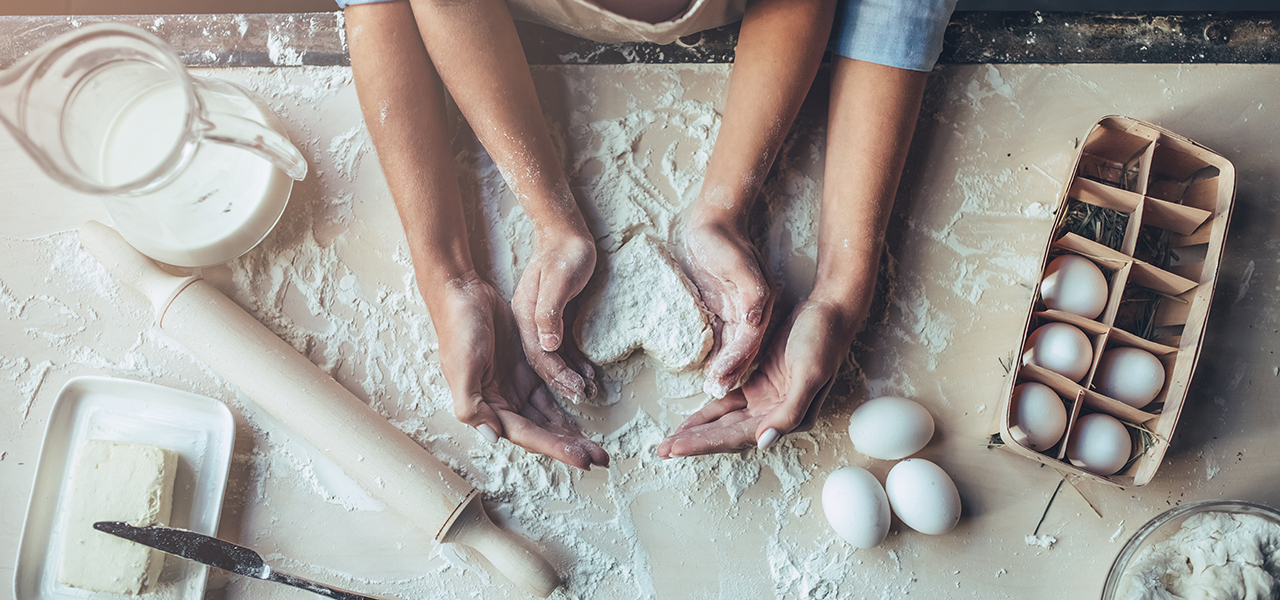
[93,522,383,600]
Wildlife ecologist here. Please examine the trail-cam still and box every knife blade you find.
[93,522,384,600]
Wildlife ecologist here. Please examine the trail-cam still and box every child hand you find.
[511,229,599,403]
[656,298,856,458]
[683,218,776,399]
[436,273,609,469]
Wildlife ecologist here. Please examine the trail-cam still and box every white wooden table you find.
[2,14,1280,600]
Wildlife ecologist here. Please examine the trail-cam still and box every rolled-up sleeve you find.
[832,0,957,72]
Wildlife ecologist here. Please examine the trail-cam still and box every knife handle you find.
[265,570,384,600]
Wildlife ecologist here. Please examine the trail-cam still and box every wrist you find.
[810,261,877,329]
[517,180,593,238]
[801,292,867,349]
[687,199,748,236]
[812,224,885,300]
[532,215,593,246]
[691,180,759,229]
[416,256,478,311]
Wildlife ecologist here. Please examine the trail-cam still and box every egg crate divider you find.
[996,116,1236,488]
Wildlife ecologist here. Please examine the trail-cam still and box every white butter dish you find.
[14,376,235,600]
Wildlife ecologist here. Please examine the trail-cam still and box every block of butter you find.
[57,439,178,595]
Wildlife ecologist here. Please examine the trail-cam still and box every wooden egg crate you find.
[997,116,1236,487]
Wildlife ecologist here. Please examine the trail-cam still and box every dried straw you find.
[1061,199,1128,252]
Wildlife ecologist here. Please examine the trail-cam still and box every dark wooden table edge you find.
[0,11,1276,68]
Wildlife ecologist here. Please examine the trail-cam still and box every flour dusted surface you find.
[574,233,713,373]
[0,61,1181,600]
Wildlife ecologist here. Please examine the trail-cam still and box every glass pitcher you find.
[0,23,307,267]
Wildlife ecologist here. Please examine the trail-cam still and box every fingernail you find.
[578,364,598,399]
[757,428,780,451]
[746,308,763,326]
[476,424,499,444]
[558,374,585,403]
[540,332,560,352]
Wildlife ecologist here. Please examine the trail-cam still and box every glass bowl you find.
[1103,499,1280,599]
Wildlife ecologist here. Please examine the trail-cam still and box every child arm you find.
[345,2,607,467]
[660,58,928,458]
[404,0,600,402]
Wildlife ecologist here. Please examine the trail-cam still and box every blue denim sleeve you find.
[832,0,957,72]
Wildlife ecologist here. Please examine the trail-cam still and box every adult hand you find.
[656,298,858,458]
[683,218,776,399]
[511,229,599,403]
[435,273,609,469]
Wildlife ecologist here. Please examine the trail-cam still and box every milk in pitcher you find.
[98,78,293,267]
[0,24,305,267]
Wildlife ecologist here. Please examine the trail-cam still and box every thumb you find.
[452,388,505,444]
[534,266,590,352]
[443,339,504,441]
[755,373,834,451]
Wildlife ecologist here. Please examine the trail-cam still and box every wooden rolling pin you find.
[78,221,559,598]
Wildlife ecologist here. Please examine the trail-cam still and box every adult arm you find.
[683,0,838,399]
[659,57,927,458]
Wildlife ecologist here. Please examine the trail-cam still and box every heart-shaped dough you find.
[574,234,713,372]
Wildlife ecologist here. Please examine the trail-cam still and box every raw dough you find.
[1121,511,1280,600]
[574,234,713,373]
[58,439,178,595]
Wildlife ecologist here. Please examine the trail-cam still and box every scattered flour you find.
[1022,201,1055,220]
[239,66,353,107]
[1235,259,1256,305]
[1025,534,1057,549]
[326,123,371,182]
[266,24,305,66]
[1206,452,1222,481]
[0,60,1057,599]
[206,65,843,599]
[1110,520,1127,543]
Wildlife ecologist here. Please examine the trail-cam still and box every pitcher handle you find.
[201,113,309,181]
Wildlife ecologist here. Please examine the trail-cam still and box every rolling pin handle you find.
[441,494,561,598]
[77,221,199,322]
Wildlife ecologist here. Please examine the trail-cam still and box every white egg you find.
[822,467,891,549]
[1065,413,1132,476]
[848,396,935,460]
[1009,382,1068,451]
[1022,322,1093,382]
[885,459,961,535]
[1093,347,1166,409]
[1040,254,1109,319]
